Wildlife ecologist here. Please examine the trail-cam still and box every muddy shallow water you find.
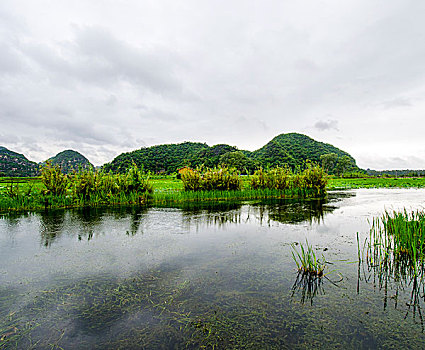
[1,189,425,349]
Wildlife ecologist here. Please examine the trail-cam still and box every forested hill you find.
[252,133,356,170]
[103,133,359,174]
[102,142,210,173]
[47,150,93,173]
[0,146,39,177]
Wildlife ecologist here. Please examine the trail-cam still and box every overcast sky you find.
[1,0,424,169]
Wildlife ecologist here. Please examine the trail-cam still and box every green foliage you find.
[367,210,425,277]
[41,161,69,196]
[192,144,239,168]
[47,149,93,174]
[250,164,327,196]
[101,133,359,176]
[291,241,326,277]
[0,146,39,177]
[102,142,209,174]
[181,167,242,191]
[253,133,358,172]
[302,163,327,195]
[320,153,338,173]
[219,151,257,174]
[250,167,292,190]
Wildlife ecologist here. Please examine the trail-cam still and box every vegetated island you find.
[1,132,425,212]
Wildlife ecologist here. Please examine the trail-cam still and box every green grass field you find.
[327,177,425,190]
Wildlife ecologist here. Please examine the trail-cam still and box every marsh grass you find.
[251,163,327,197]
[367,210,425,276]
[0,163,153,212]
[291,241,326,277]
[361,210,425,328]
[180,167,242,191]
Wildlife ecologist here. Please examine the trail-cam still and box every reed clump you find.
[250,163,327,197]
[291,240,326,277]
[367,210,425,276]
[180,167,242,191]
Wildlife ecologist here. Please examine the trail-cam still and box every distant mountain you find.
[0,146,39,177]
[103,133,358,174]
[47,150,93,174]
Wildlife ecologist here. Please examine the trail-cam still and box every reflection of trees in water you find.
[180,198,338,228]
[181,202,244,229]
[38,206,147,247]
[40,210,66,247]
[253,198,334,225]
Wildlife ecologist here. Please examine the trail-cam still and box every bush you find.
[41,161,69,196]
[181,167,242,191]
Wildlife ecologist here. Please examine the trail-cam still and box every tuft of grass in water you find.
[366,210,425,276]
[360,209,425,326]
[291,240,326,277]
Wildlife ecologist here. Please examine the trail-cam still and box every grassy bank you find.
[2,174,425,212]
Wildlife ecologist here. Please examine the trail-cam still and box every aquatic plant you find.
[291,241,326,277]
[302,162,327,196]
[367,210,425,276]
[360,210,425,329]
[40,161,69,196]
[180,167,242,191]
[250,163,327,196]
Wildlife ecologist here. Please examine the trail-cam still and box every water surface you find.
[1,189,425,349]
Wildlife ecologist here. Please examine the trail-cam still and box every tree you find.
[219,151,257,174]
[320,153,338,174]
[335,155,353,176]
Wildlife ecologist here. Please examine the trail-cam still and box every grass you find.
[360,209,425,326]
[291,241,326,277]
[366,210,425,276]
[328,177,425,190]
[3,172,425,212]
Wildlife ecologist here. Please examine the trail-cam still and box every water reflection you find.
[38,206,148,246]
[360,242,425,331]
[180,197,338,229]
[40,210,66,247]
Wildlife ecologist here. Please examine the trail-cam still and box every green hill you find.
[47,150,93,174]
[252,133,357,173]
[102,142,210,174]
[102,133,358,175]
[0,146,39,177]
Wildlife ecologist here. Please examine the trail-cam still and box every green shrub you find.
[181,167,241,191]
[41,161,69,196]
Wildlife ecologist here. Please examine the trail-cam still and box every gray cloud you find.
[314,119,339,131]
[0,0,425,168]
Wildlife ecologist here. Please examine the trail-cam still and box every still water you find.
[1,189,425,349]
